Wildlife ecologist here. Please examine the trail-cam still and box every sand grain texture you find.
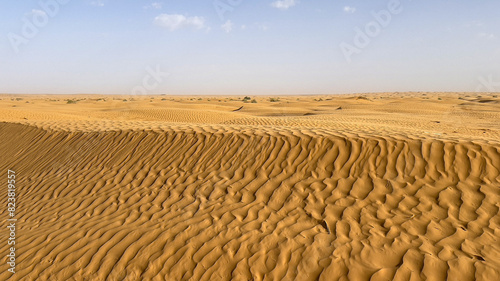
[0,93,499,280]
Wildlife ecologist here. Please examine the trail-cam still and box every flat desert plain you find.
[1,92,500,281]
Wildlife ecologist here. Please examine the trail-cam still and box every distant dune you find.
[1,93,499,280]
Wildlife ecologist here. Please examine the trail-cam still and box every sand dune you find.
[1,93,499,280]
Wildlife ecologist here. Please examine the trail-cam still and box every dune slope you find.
[1,120,499,281]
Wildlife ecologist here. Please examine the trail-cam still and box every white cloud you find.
[154,14,206,31]
[271,0,297,10]
[221,20,233,33]
[151,2,162,9]
[145,2,162,9]
[343,6,356,13]
[478,32,496,40]
[90,0,105,7]
[257,23,269,31]
[465,20,484,28]
[27,9,47,17]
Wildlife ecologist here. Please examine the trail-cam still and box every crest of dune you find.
[0,92,499,280]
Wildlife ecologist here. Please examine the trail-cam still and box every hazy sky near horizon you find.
[1,0,499,95]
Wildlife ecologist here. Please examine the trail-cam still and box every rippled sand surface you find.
[1,92,499,280]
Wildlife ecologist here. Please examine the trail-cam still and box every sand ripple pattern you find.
[0,122,499,280]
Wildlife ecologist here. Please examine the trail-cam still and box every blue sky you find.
[1,0,499,95]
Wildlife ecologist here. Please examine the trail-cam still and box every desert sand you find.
[0,92,499,280]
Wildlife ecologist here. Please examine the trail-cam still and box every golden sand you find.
[0,92,499,280]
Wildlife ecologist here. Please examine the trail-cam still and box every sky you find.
[0,0,499,95]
